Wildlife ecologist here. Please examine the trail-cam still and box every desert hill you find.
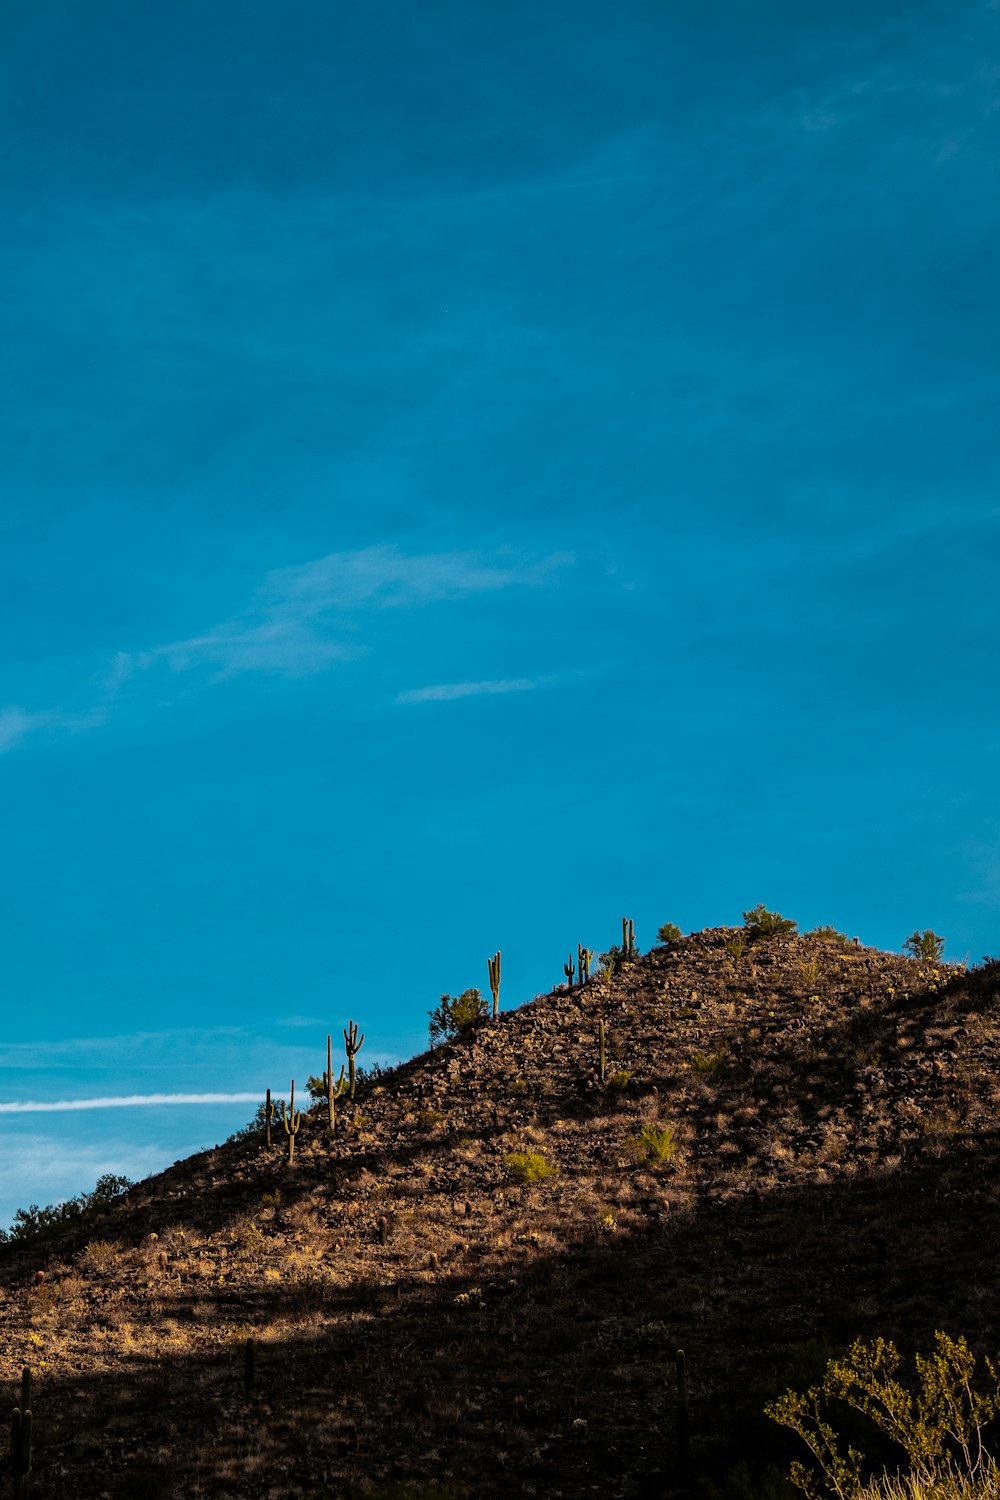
[2,924,1000,1499]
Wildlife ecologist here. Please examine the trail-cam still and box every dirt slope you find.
[2,927,999,1499]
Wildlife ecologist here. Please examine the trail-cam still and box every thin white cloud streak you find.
[397,677,544,705]
[0,1092,262,1114]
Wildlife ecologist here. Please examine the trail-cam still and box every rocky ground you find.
[2,926,1000,1499]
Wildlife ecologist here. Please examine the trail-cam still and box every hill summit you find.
[2,923,999,1499]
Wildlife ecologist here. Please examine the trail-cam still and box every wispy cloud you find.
[0,1025,255,1071]
[0,1136,170,1227]
[397,677,545,705]
[0,706,58,752]
[0,1092,261,1113]
[749,3,1000,144]
[142,545,572,681]
[0,704,104,755]
[957,835,1000,911]
[0,1025,400,1092]
[265,546,571,611]
[0,545,575,751]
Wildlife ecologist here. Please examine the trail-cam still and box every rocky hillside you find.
[2,926,1000,1499]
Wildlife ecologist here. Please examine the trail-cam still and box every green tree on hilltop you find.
[428,988,489,1047]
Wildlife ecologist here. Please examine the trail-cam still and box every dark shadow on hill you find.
[9,1117,1000,1500]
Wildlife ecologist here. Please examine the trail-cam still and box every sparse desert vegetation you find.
[2,917,1000,1499]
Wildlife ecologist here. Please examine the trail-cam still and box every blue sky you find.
[1,0,998,1228]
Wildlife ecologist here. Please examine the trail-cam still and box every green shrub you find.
[505,1150,556,1184]
[657,922,683,945]
[228,1100,285,1143]
[599,941,641,976]
[629,1123,677,1166]
[428,988,489,1047]
[609,1069,631,1090]
[304,1064,388,1104]
[903,931,945,962]
[725,931,749,959]
[692,1052,731,1077]
[0,1172,135,1248]
[806,926,850,945]
[744,904,799,940]
[765,1331,1000,1500]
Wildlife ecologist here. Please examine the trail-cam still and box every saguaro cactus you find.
[578,945,594,984]
[11,1364,32,1500]
[598,1019,607,1083]
[622,917,635,956]
[488,951,502,1019]
[324,1033,349,1134]
[281,1080,301,1164]
[344,1020,365,1100]
[264,1088,275,1148]
[563,953,575,989]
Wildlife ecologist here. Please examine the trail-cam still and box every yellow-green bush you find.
[692,1052,731,1076]
[765,1332,1000,1500]
[628,1123,677,1166]
[505,1150,556,1184]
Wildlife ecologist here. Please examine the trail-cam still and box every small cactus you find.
[578,945,594,983]
[264,1088,275,1148]
[563,953,575,989]
[344,1019,365,1100]
[11,1364,32,1500]
[281,1080,301,1164]
[488,951,502,1019]
[323,1034,349,1134]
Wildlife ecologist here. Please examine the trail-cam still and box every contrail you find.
[0,1093,263,1114]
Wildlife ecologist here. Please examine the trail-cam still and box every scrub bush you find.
[903,932,945,962]
[505,1150,556,1184]
[428,988,489,1047]
[629,1124,677,1166]
[0,1173,134,1248]
[744,905,799,940]
[765,1332,1000,1500]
